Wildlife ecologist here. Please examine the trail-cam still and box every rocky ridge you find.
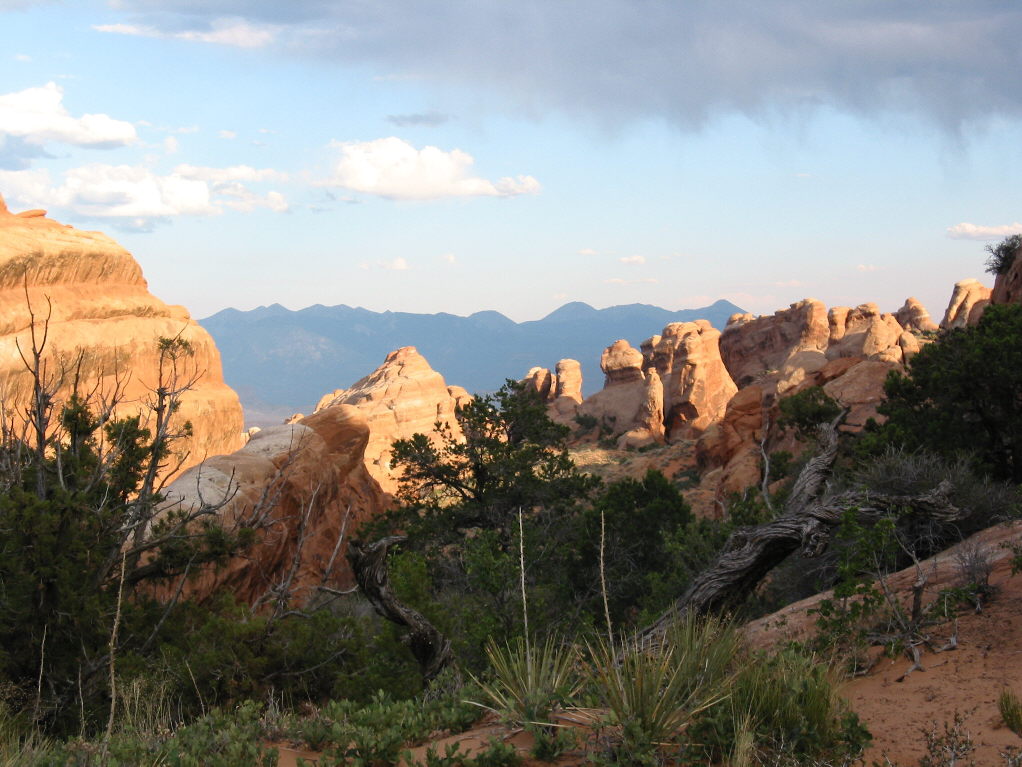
[0,195,243,472]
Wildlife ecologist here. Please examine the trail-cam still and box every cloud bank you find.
[946,221,1022,240]
[93,1,1022,130]
[0,82,136,152]
[323,137,540,200]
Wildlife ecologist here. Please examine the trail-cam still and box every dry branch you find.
[347,535,454,682]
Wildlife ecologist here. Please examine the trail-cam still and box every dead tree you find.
[637,412,964,646]
[347,536,454,682]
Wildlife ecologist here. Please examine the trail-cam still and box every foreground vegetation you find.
[3,240,1022,764]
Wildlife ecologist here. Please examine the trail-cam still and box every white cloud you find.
[577,248,598,256]
[946,221,1022,241]
[216,183,288,213]
[773,279,805,287]
[382,257,410,271]
[174,163,286,184]
[619,254,646,265]
[323,137,541,201]
[218,129,237,140]
[857,264,881,272]
[441,252,456,264]
[163,136,179,154]
[14,54,31,63]
[0,82,136,149]
[0,162,289,226]
[0,165,216,221]
[93,18,275,48]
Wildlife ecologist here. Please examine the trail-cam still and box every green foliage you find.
[526,723,576,762]
[377,380,600,666]
[810,511,894,671]
[574,470,693,627]
[778,386,842,441]
[867,303,1022,483]
[470,635,581,725]
[1000,689,1022,738]
[586,615,737,766]
[985,234,1022,276]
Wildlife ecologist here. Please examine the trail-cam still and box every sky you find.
[0,1,1020,323]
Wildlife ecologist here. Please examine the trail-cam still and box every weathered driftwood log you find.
[347,535,454,681]
[637,413,962,646]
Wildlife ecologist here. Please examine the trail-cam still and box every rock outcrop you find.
[161,405,385,605]
[0,195,243,472]
[650,321,736,440]
[826,303,906,364]
[941,279,991,329]
[991,241,1022,306]
[894,297,938,333]
[719,299,830,387]
[577,340,662,448]
[314,347,471,493]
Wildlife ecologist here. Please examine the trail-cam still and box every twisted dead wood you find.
[637,412,962,646]
[347,535,454,682]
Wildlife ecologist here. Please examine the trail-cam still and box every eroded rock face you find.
[651,321,736,441]
[991,242,1022,306]
[941,279,991,329]
[161,405,385,605]
[719,299,830,387]
[0,196,243,472]
[826,303,904,364]
[314,346,471,493]
[579,340,659,446]
[895,297,939,333]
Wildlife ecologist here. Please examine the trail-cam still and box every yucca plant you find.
[586,614,736,765]
[1001,689,1022,738]
[471,634,582,726]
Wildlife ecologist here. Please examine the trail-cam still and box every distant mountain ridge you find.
[200,299,744,426]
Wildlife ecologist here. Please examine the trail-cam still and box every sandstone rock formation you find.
[991,240,1022,306]
[161,405,385,605]
[941,279,991,328]
[650,321,736,440]
[0,195,243,472]
[894,297,938,333]
[314,347,471,493]
[826,303,905,364]
[719,299,830,387]
[577,340,663,448]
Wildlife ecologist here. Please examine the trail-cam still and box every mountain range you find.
[200,299,744,425]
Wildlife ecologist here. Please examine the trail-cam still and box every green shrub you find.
[778,386,842,441]
[985,234,1022,276]
[471,635,581,725]
[1001,689,1022,738]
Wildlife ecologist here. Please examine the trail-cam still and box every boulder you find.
[0,199,243,473]
[161,404,385,605]
[650,320,737,440]
[894,297,939,333]
[826,303,904,364]
[719,299,830,387]
[941,279,991,329]
[991,241,1022,306]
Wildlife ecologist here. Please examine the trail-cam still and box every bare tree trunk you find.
[347,536,455,682]
[637,413,962,646]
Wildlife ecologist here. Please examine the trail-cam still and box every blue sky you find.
[1,1,1020,322]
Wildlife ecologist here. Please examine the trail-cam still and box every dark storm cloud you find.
[104,1,1022,130]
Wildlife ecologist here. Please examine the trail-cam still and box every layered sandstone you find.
[719,299,830,387]
[577,340,662,448]
[826,303,906,364]
[894,297,938,333]
[991,241,1022,306]
[161,405,385,604]
[0,195,243,471]
[649,320,736,440]
[314,346,471,493]
[941,279,990,328]
[524,359,584,425]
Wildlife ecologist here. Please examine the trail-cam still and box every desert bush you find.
[778,387,841,441]
[1000,689,1022,738]
[471,635,581,725]
[586,614,736,766]
[985,233,1022,276]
